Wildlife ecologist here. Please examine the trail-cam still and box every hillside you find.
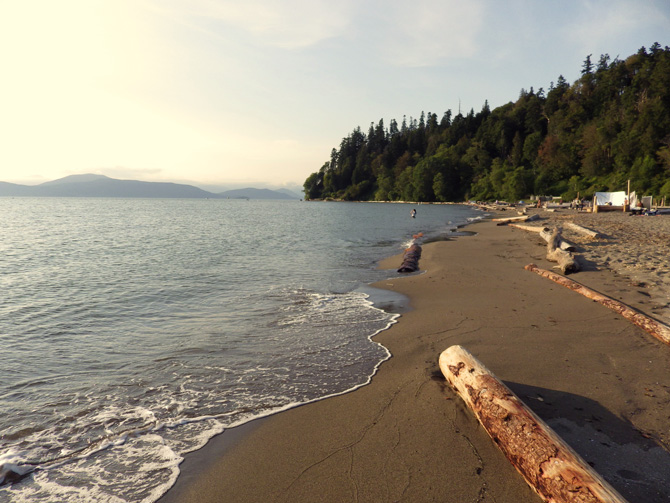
[303,43,670,203]
[218,188,298,199]
[0,175,297,199]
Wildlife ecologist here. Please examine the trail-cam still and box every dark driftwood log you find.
[525,263,670,346]
[397,243,422,273]
[546,228,579,274]
[439,345,628,503]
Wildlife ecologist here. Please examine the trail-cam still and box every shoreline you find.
[159,213,670,502]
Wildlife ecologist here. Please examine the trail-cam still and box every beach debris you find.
[439,345,629,503]
[566,221,601,239]
[538,227,576,252]
[545,228,579,274]
[473,202,510,211]
[508,223,545,233]
[510,223,577,252]
[492,214,540,225]
[525,264,670,347]
[397,243,422,273]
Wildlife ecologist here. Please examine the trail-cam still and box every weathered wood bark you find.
[566,222,601,239]
[546,228,579,274]
[524,264,670,346]
[439,345,628,503]
[397,243,422,273]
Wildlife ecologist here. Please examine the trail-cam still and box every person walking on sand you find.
[410,208,416,218]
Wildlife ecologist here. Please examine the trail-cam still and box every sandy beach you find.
[540,209,670,320]
[160,209,670,503]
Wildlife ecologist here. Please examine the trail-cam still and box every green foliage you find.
[303,43,670,202]
[659,179,670,200]
[303,171,321,200]
[502,167,534,202]
[374,173,394,201]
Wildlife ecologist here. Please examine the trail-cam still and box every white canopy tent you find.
[594,191,627,206]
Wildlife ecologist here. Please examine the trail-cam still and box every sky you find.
[1,0,669,189]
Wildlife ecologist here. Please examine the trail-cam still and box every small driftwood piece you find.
[525,263,670,346]
[493,213,540,225]
[546,228,579,274]
[439,345,628,503]
[397,243,422,273]
[566,222,601,239]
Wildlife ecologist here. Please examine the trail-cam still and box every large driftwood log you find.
[525,263,670,346]
[546,228,579,274]
[397,243,422,273]
[566,222,601,239]
[439,345,628,503]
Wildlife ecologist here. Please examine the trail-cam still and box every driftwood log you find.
[439,345,628,503]
[397,243,422,273]
[566,222,601,239]
[539,227,576,252]
[546,228,579,274]
[509,224,576,252]
[525,263,670,346]
[493,214,540,225]
[509,223,545,233]
[473,203,506,211]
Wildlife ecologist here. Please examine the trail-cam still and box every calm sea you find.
[0,198,482,502]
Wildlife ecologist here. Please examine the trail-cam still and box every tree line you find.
[303,43,670,203]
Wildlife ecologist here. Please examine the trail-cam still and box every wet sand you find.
[160,212,670,503]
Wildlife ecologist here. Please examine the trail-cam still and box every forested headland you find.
[303,43,670,203]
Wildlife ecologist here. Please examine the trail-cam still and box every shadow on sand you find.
[505,381,670,503]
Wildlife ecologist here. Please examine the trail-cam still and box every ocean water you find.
[0,198,482,502]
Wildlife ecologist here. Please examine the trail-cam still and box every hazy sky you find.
[1,1,668,188]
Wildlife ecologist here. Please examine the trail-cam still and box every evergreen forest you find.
[303,43,670,203]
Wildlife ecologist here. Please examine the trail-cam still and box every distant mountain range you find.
[0,174,302,200]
